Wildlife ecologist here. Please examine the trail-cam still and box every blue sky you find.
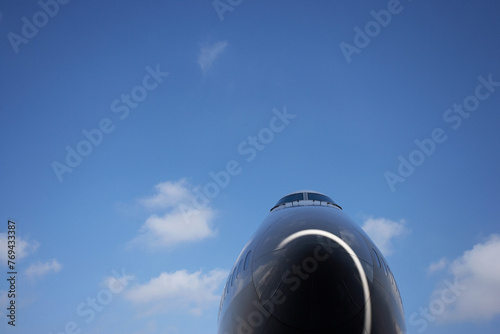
[1,0,499,333]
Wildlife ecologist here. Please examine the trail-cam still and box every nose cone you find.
[252,225,373,332]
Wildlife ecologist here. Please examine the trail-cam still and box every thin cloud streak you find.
[25,259,62,279]
[428,257,448,275]
[197,40,228,73]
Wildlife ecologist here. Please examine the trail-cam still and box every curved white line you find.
[277,229,372,334]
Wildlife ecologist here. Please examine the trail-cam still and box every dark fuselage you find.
[217,194,406,334]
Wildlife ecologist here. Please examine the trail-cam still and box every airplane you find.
[217,191,406,334]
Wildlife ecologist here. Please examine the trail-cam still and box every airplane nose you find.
[252,228,372,332]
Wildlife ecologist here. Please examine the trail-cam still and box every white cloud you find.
[131,179,217,248]
[428,257,448,275]
[361,217,408,256]
[25,259,62,279]
[0,233,39,263]
[102,271,135,292]
[134,208,215,247]
[125,269,228,316]
[432,234,500,322]
[139,179,192,209]
[197,40,228,73]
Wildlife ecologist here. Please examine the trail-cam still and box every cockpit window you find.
[274,193,304,207]
[271,191,342,211]
[307,193,334,203]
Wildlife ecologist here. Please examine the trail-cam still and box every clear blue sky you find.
[1,0,500,333]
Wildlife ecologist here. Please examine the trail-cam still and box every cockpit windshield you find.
[270,191,341,211]
[307,193,334,203]
[274,193,304,207]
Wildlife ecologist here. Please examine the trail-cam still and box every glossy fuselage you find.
[218,203,406,334]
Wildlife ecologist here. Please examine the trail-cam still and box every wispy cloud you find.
[125,269,228,317]
[134,209,215,247]
[0,233,39,263]
[361,217,409,256]
[432,234,500,322]
[197,40,228,73]
[428,257,448,275]
[130,179,217,248]
[102,270,135,292]
[139,179,193,209]
[25,259,62,279]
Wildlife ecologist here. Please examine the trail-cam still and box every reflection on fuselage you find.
[217,191,406,334]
